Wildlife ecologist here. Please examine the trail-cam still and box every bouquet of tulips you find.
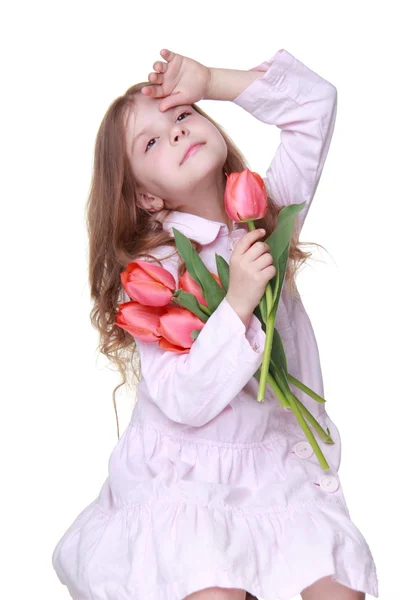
[116,170,334,471]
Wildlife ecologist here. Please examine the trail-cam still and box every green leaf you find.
[253,304,266,333]
[271,261,280,306]
[171,290,209,323]
[262,206,300,320]
[172,227,225,312]
[271,327,288,373]
[269,242,290,321]
[265,202,305,263]
[191,250,225,312]
[172,226,199,281]
[254,203,303,330]
[215,254,230,293]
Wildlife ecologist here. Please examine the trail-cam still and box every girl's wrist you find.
[225,294,253,329]
[205,67,266,101]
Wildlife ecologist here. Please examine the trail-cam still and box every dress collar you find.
[162,210,247,245]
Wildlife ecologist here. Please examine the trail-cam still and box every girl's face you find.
[124,93,228,212]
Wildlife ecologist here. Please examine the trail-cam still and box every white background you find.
[2,0,398,598]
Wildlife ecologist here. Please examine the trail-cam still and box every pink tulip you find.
[224,168,268,222]
[120,259,176,307]
[115,301,165,342]
[178,270,222,306]
[156,305,205,354]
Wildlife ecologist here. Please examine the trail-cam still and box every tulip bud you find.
[115,301,165,343]
[120,259,176,307]
[156,305,205,353]
[224,168,268,222]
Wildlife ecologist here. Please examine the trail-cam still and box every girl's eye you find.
[145,111,191,152]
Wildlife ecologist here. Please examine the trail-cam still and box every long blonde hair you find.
[86,81,326,439]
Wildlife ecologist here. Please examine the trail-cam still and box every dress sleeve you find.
[232,48,338,235]
[123,247,266,427]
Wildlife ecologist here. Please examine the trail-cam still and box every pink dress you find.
[52,49,379,600]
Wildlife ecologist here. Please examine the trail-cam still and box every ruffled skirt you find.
[52,418,379,600]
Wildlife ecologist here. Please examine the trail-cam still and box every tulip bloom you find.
[116,301,165,343]
[157,305,205,354]
[117,263,214,352]
[224,169,268,222]
[120,259,176,307]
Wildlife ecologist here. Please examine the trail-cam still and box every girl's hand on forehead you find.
[141,49,211,112]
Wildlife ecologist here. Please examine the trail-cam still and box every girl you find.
[52,48,379,600]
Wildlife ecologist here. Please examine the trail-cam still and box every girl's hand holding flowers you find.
[141,48,212,112]
[225,229,276,328]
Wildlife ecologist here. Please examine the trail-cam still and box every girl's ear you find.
[138,191,164,212]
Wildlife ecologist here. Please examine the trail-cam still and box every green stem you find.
[265,372,331,468]
[285,390,330,471]
[272,366,330,469]
[244,219,275,401]
[255,366,331,470]
[247,220,275,401]
[292,394,333,443]
[267,373,291,408]
[257,311,274,402]
[287,373,326,404]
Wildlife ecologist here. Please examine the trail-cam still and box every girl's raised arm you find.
[231,48,337,234]
[124,246,266,427]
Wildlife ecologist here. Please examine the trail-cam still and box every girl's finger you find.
[160,48,174,61]
[141,86,156,96]
[149,72,163,83]
[148,85,167,99]
[153,61,167,72]
[159,92,184,112]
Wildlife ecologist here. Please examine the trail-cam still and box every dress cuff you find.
[244,311,266,355]
[221,298,266,360]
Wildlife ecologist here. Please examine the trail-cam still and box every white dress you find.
[51,48,379,600]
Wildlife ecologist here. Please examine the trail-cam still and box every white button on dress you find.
[294,441,314,459]
[320,475,339,493]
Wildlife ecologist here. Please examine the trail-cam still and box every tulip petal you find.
[157,306,205,348]
[115,301,164,342]
[120,259,176,306]
[125,280,173,307]
[133,260,176,289]
[158,337,190,354]
[178,270,207,306]
[224,169,268,222]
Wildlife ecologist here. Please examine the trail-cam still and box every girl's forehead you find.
[131,96,190,122]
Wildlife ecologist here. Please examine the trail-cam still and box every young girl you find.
[52,48,379,600]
